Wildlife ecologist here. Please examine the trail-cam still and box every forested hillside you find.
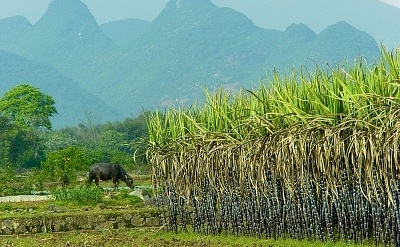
[90,0,379,114]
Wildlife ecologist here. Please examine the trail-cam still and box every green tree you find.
[0,84,57,130]
[0,84,57,168]
[43,131,77,152]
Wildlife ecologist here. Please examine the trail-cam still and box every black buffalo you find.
[88,163,134,190]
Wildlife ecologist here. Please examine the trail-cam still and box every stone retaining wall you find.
[0,210,160,235]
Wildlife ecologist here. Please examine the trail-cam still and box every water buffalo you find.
[88,163,134,190]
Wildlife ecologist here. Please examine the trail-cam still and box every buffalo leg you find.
[113,179,119,191]
[87,173,95,185]
[95,177,100,187]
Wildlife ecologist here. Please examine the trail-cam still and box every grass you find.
[132,174,152,186]
[0,178,152,221]
[0,196,156,221]
[51,185,103,205]
[0,228,382,247]
[0,187,381,247]
[0,201,50,219]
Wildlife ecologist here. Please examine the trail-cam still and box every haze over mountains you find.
[0,49,121,124]
[0,0,388,128]
[213,0,400,49]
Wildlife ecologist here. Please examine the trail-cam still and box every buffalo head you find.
[125,175,134,188]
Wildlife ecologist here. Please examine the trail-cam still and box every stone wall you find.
[0,210,160,235]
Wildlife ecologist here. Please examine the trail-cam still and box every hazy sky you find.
[0,0,167,25]
[0,0,399,30]
[82,0,168,24]
[380,0,400,8]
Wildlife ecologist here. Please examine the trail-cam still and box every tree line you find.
[0,84,149,184]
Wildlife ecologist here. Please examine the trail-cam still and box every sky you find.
[0,0,399,39]
[380,0,400,8]
[0,0,167,25]
[1,0,399,26]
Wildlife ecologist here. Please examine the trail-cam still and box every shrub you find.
[41,146,92,185]
[0,167,33,196]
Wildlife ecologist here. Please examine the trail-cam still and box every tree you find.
[0,84,57,130]
[0,115,14,167]
[0,115,42,168]
[0,84,57,168]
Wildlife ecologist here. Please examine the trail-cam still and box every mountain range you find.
[0,0,382,128]
[210,0,400,49]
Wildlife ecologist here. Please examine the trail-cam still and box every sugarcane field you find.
[146,48,400,246]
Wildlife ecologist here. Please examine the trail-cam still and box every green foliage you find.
[100,114,150,165]
[0,228,381,247]
[97,130,127,151]
[41,146,92,185]
[0,167,15,196]
[0,168,35,196]
[147,48,400,145]
[42,131,77,152]
[0,203,13,211]
[113,189,142,205]
[0,126,43,169]
[26,167,46,192]
[6,128,44,168]
[0,84,55,168]
[41,113,150,169]
[0,116,15,167]
[0,84,57,130]
[51,186,103,205]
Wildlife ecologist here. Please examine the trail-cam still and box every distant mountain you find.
[0,50,122,128]
[282,23,317,48]
[3,0,116,82]
[212,0,400,49]
[89,0,380,115]
[0,0,381,126]
[100,18,150,47]
[0,15,31,48]
[304,21,379,63]
[87,0,276,113]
